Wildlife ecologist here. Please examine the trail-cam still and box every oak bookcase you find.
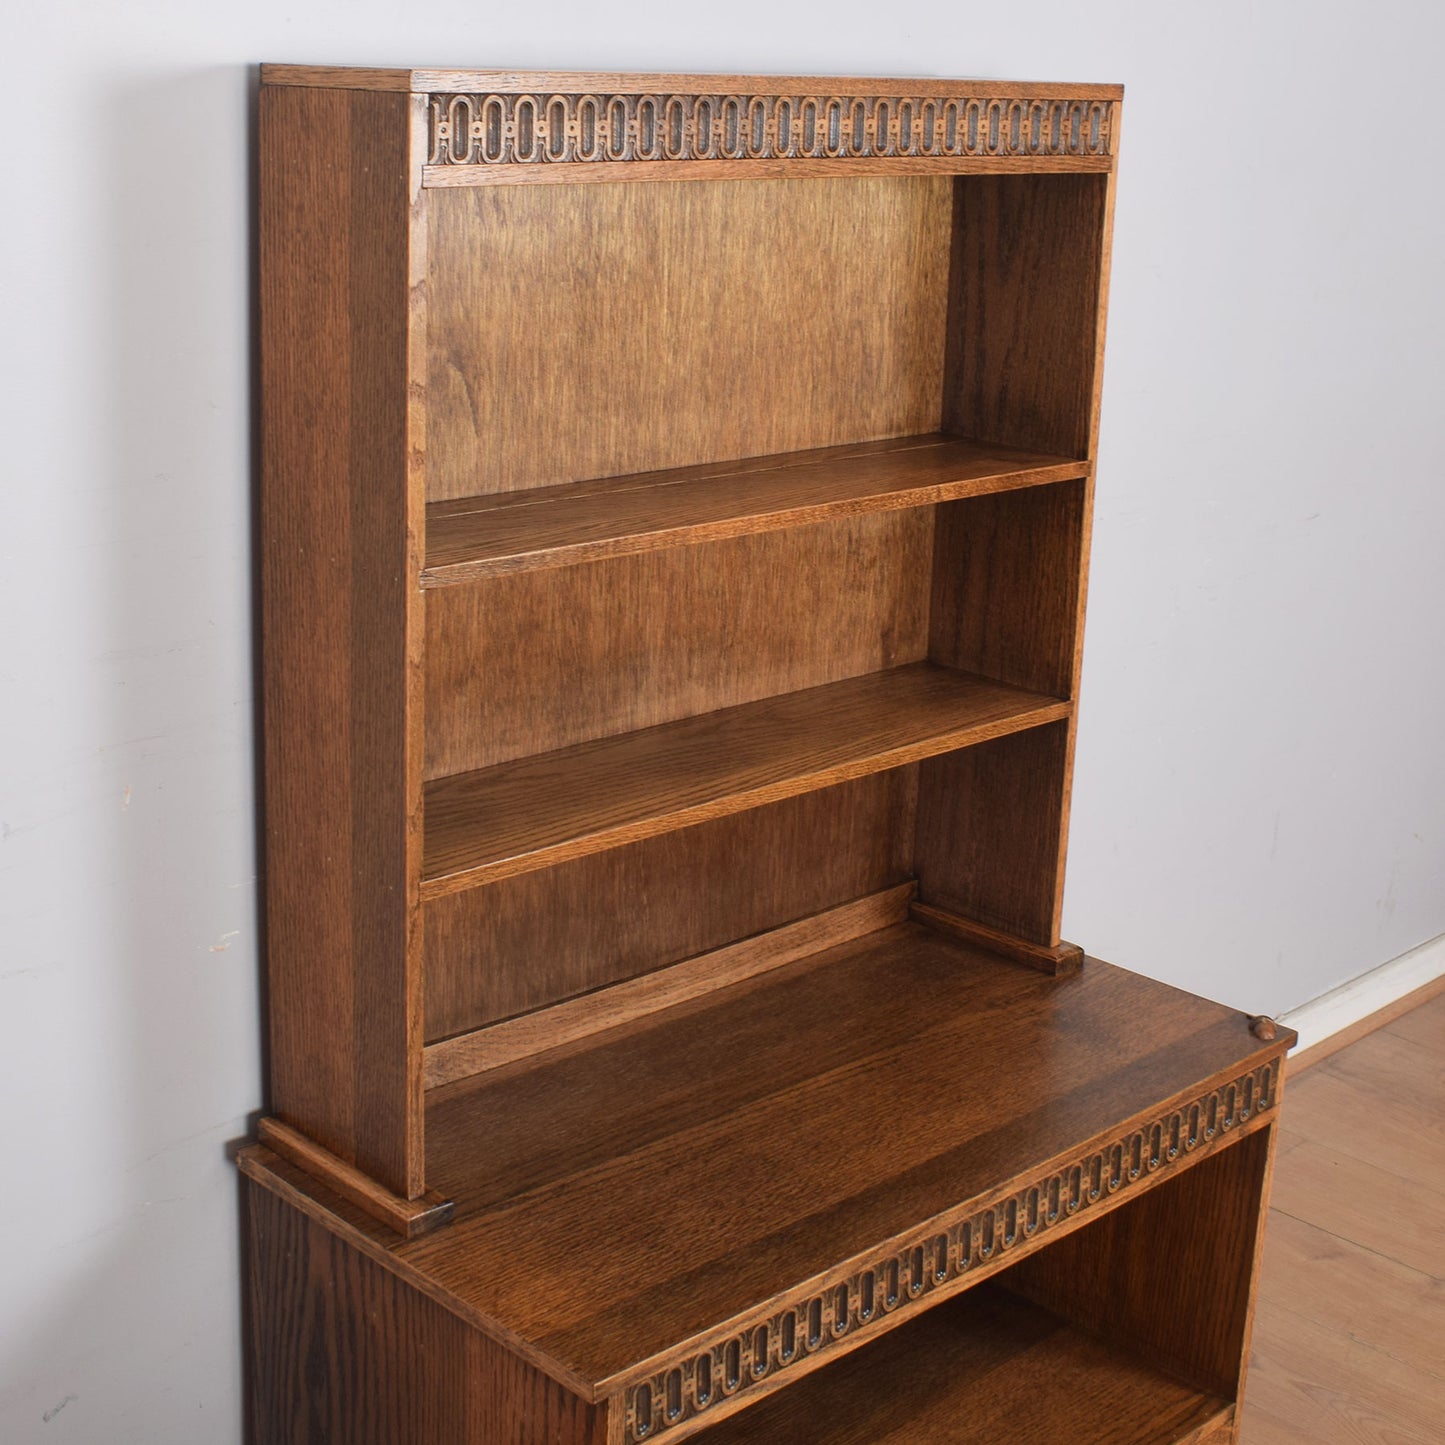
[239,66,1294,1445]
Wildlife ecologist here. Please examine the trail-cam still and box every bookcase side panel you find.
[259,84,425,1196]
[244,1179,610,1445]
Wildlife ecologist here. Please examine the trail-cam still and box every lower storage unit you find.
[241,931,1289,1445]
[244,1123,1265,1445]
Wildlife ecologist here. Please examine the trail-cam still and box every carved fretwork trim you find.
[428,93,1115,168]
[622,1058,1279,1442]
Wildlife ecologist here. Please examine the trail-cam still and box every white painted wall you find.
[1,3,1441,1440]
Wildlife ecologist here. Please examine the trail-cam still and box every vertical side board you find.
[244,1180,610,1445]
[259,84,427,1196]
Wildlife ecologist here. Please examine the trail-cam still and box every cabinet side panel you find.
[425,770,917,1038]
[260,85,423,1194]
[244,1180,608,1444]
[425,177,951,497]
[943,173,1109,458]
[1002,1123,1276,1401]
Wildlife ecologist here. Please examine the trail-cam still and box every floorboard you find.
[1275,1064,1445,1193]
[1382,991,1445,1053]
[1239,990,1445,1444]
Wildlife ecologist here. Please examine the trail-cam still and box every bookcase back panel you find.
[927,478,1088,699]
[943,173,1110,459]
[424,510,933,779]
[424,770,917,1039]
[914,720,1072,945]
[424,177,952,499]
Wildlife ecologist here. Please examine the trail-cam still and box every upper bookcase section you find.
[259,67,1122,186]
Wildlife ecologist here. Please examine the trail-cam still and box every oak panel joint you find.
[257,1118,454,1238]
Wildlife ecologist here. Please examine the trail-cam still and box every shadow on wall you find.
[2,66,263,1444]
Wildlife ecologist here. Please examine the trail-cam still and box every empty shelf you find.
[423,434,1085,584]
[421,662,1068,899]
[699,1283,1232,1444]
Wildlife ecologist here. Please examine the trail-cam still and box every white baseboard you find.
[1280,930,1445,1057]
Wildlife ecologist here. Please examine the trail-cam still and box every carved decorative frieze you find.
[427,92,1115,168]
[623,1058,1279,1441]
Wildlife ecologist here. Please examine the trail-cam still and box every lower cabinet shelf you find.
[695,1281,1232,1445]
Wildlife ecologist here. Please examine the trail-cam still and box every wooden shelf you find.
[698,1283,1232,1444]
[414,925,1280,1396]
[421,663,1069,899]
[422,434,1085,585]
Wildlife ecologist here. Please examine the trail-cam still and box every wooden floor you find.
[1239,988,1445,1443]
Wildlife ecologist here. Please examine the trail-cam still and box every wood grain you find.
[422,664,1070,899]
[1267,1135,1444,1277]
[914,720,1072,945]
[1311,1025,1443,1120]
[258,65,1125,101]
[927,480,1088,699]
[412,931,1280,1392]
[245,1179,609,1444]
[1382,985,1445,1051]
[257,1118,453,1238]
[248,66,1156,1443]
[242,926,1285,1421]
[944,173,1110,459]
[920,480,1091,950]
[424,510,932,778]
[260,84,425,1197]
[1007,1124,1274,1399]
[424,772,917,1039]
[909,901,1082,974]
[424,178,951,498]
[424,885,917,1085]
[422,155,1117,188]
[1277,1050,1445,1192]
[1235,1403,1326,1445]
[422,434,1084,585]
[698,1284,1230,1445]
[931,168,1116,963]
[421,780,913,1040]
[1253,1211,1445,1382]
[1244,1301,1444,1445]
[1239,990,1445,1445]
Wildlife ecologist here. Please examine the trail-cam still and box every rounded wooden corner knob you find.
[1249,1015,1278,1041]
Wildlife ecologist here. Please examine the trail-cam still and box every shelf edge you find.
[421,457,1088,587]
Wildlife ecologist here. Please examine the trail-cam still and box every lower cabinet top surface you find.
[247,922,1287,1400]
